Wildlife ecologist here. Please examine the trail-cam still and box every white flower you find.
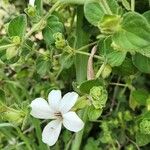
[30,90,84,146]
[29,0,35,7]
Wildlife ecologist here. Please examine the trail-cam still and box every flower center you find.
[54,112,62,118]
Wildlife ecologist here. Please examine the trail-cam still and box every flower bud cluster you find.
[89,86,108,109]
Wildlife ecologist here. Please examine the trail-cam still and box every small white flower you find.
[30,90,84,146]
[29,0,35,7]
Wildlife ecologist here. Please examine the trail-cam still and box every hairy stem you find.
[96,62,106,78]
[0,43,16,50]
[131,0,135,11]
[25,1,61,38]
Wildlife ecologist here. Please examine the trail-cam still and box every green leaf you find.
[6,46,19,59]
[0,89,5,102]
[143,10,150,24]
[114,57,137,76]
[73,96,89,111]
[59,53,74,69]
[0,49,20,64]
[121,0,131,11]
[132,53,150,73]
[36,55,51,76]
[75,6,90,84]
[99,37,126,67]
[42,15,64,45]
[79,79,104,94]
[60,0,85,4]
[84,0,119,26]
[88,106,102,121]
[136,132,150,146]
[8,15,27,39]
[84,0,104,26]
[113,12,150,57]
[35,0,43,16]
[131,89,149,106]
[107,51,126,67]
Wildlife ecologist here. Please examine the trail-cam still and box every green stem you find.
[75,50,103,60]
[71,6,89,150]
[25,1,61,38]
[101,0,112,14]
[131,0,135,11]
[55,54,72,79]
[76,41,98,51]
[32,118,48,150]
[96,62,106,78]
[0,43,16,50]
[75,6,90,84]
[109,83,127,87]
[71,108,88,150]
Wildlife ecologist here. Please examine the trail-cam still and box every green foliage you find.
[132,53,150,73]
[1,0,150,149]
[87,105,102,121]
[84,0,119,26]
[42,15,64,45]
[139,118,150,134]
[8,15,27,39]
[36,54,51,76]
[131,89,149,106]
[79,79,104,94]
[112,12,150,56]
[89,86,107,109]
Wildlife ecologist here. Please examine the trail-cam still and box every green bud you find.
[101,121,109,132]
[2,106,26,125]
[64,45,74,54]
[25,5,36,17]
[125,144,136,150]
[118,112,123,121]
[53,32,67,49]
[100,122,112,144]
[139,119,150,135]
[110,119,119,127]
[101,64,112,79]
[99,14,122,35]
[124,111,133,121]
[90,86,108,109]
[72,96,90,111]
[12,36,21,45]
[146,96,150,111]
[111,41,123,51]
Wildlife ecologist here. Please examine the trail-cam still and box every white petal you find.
[63,111,84,132]
[60,92,78,113]
[42,120,62,146]
[29,0,35,6]
[30,98,55,119]
[48,90,61,111]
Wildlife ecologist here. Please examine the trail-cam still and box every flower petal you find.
[63,111,84,132]
[29,0,35,6]
[42,120,62,146]
[60,92,78,113]
[48,90,61,111]
[30,98,55,119]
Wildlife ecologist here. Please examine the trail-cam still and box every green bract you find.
[43,15,64,45]
[89,86,108,109]
[113,12,150,56]
[139,119,150,135]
